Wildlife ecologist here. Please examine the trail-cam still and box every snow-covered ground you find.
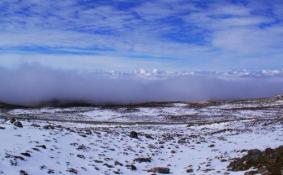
[0,98,282,175]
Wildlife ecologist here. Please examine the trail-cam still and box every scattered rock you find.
[178,138,188,144]
[31,124,40,128]
[103,163,114,168]
[66,168,78,174]
[43,125,55,130]
[47,169,55,174]
[186,168,193,173]
[14,155,25,161]
[9,118,16,123]
[77,154,85,159]
[148,167,170,174]
[145,134,153,139]
[94,160,103,163]
[211,129,234,135]
[40,165,47,170]
[19,170,28,175]
[36,145,47,149]
[76,144,89,151]
[21,152,31,157]
[185,165,194,173]
[134,157,152,163]
[114,161,123,166]
[126,164,137,171]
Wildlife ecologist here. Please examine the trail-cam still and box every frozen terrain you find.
[0,96,283,175]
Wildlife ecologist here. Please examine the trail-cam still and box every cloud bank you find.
[1,64,283,106]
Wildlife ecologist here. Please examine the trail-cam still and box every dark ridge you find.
[37,99,184,108]
[0,99,182,109]
[0,94,282,109]
[0,102,27,109]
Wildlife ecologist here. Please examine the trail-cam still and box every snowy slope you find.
[0,98,282,175]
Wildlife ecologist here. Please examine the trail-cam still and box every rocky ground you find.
[0,97,283,175]
[228,145,283,175]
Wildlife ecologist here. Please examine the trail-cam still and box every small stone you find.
[77,154,85,159]
[134,157,152,163]
[186,168,193,173]
[127,164,137,171]
[66,168,78,174]
[114,161,123,166]
[21,152,31,157]
[19,170,28,175]
[9,118,16,123]
[145,134,153,139]
[103,163,114,168]
[76,144,89,151]
[47,169,55,174]
[36,145,47,149]
[43,125,55,130]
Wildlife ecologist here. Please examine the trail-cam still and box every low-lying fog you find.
[1,64,283,106]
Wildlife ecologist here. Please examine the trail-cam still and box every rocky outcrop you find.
[228,146,283,175]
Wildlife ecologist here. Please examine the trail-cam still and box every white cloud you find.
[0,0,282,70]
[212,24,283,54]
[211,4,251,16]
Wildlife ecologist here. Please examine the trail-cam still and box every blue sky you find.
[0,0,283,71]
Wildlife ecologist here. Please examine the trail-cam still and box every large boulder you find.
[129,131,138,139]
[148,167,170,174]
[14,121,23,128]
